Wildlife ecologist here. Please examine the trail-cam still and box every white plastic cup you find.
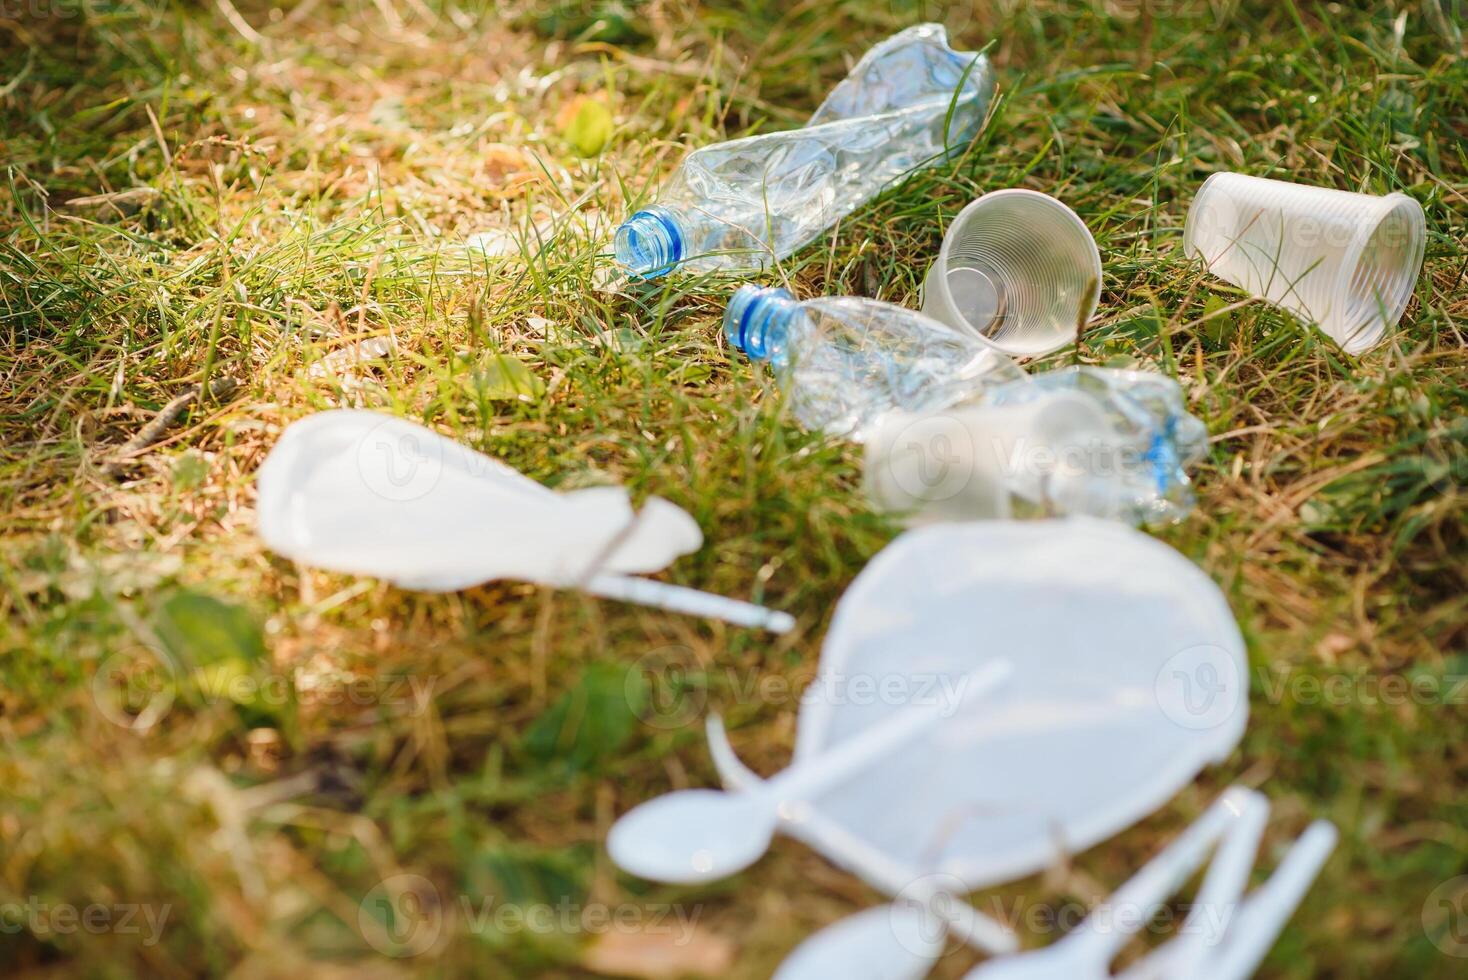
[1183,173,1426,353]
[921,189,1102,357]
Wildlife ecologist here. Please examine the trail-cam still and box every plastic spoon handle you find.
[1066,787,1257,964]
[583,573,796,632]
[709,715,1016,956]
[1205,821,1337,980]
[760,661,1013,807]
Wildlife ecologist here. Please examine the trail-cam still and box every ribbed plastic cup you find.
[1183,173,1426,353]
[921,190,1102,357]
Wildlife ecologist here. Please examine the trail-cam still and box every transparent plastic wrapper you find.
[724,284,1023,441]
[1183,173,1426,353]
[922,189,1102,356]
[865,367,1208,526]
[615,24,993,277]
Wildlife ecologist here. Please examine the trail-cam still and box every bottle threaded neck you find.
[724,285,800,362]
[614,206,685,278]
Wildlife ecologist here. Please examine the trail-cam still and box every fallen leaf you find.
[309,336,397,378]
[522,663,641,770]
[1199,295,1237,348]
[580,925,735,979]
[64,187,160,216]
[590,328,644,354]
[463,352,545,403]
[154,591,266,668]
[561,96,614,157]
[464,228,524,257]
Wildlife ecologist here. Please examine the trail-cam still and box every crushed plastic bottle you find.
[723,284,1022,440]
[977,367,1208,525]
[864,368,1207,527]
[615,24,993,278]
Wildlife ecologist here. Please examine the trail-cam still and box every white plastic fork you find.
[1117,820,1338,980]
[960,787,1270,980]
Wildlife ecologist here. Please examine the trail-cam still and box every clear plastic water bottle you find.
[980,367,1209,525]
[863,368,1207,528]
[615,24,993,278]
[723,284,1022,440]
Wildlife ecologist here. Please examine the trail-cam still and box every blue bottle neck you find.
[614,206,686,278]
[723,285,802,364]
[1141,414,1183,495]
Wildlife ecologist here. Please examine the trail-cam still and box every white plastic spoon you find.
[759,696,1178,980]
[962,787,1263,980]
[607,660,1013,885]
[707,715,1018,963]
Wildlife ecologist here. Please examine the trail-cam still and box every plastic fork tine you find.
[1202,821,1338,980]
[1061,787,1259,965]
[1114,817,1337,980]
[1162,790,1270,976]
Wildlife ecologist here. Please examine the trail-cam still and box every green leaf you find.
[171,451,210,491]
[1112,313,1163,343]
[563,97,613,158]
[522,663,645,771]
[154,591,265,668]
[461,845,588,908]
[191,659,254,703]
[465,353,545,403]
[1200,295,1237,348]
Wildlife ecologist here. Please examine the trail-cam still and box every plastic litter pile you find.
[250,22,1433,978]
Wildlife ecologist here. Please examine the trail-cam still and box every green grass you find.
[1,1,1464,977]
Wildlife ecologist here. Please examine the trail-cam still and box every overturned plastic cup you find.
[1183,173,1426,354]
[921,189,1102,357]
